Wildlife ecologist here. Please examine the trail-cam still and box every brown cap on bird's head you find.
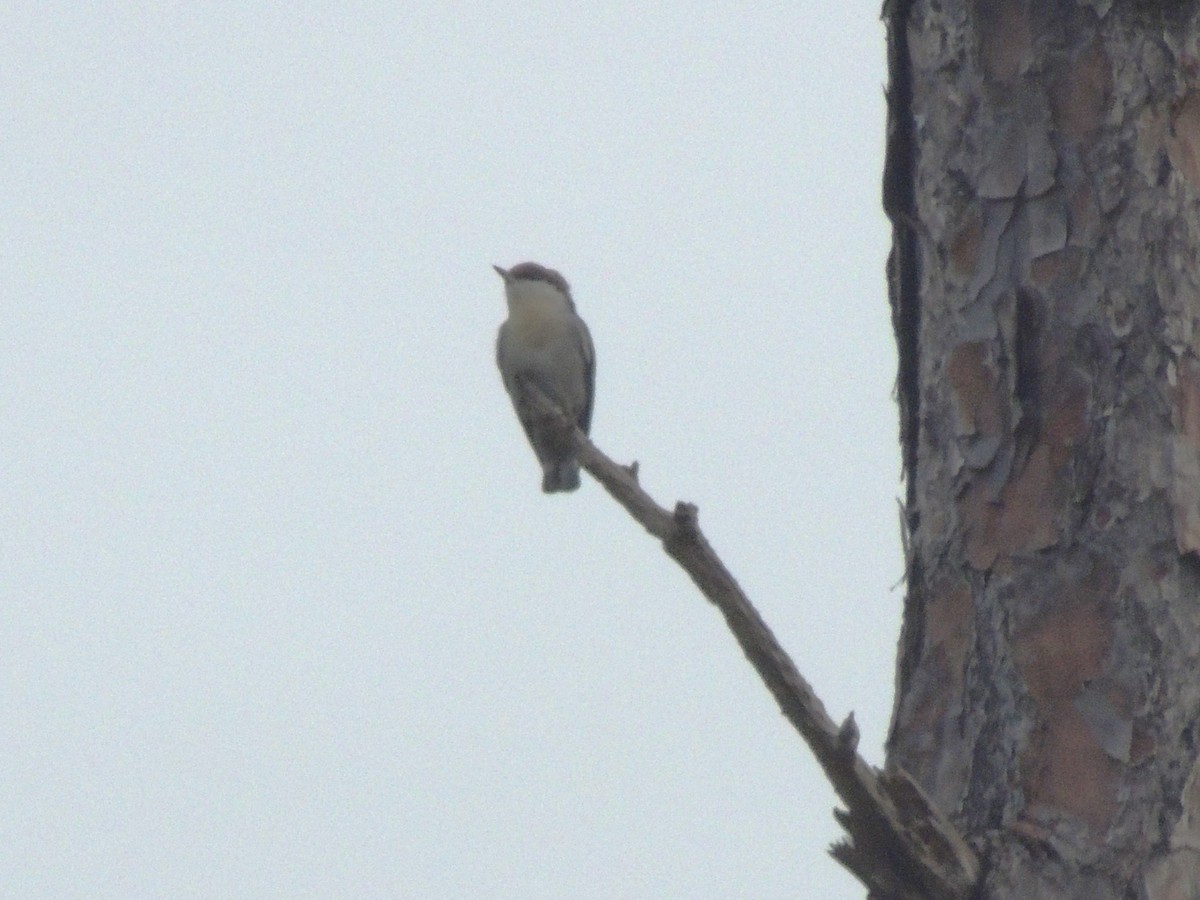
[492,262,571,297]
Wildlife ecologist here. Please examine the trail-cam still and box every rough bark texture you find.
[886,1,1200,896]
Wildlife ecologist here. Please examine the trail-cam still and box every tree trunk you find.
[885,1,1200,896]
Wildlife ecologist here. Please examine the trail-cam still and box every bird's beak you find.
[492,264,509,282]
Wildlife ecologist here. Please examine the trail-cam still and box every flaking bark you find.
[886,1,1200,896]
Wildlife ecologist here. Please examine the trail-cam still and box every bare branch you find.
[523,387,979,899]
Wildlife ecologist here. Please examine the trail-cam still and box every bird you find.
[494,262,595,493]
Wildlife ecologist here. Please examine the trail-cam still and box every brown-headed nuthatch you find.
[494,262,595,493]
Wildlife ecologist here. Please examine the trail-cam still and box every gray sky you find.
[4,4,897,897]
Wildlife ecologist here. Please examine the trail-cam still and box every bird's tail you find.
[542,459,581,493]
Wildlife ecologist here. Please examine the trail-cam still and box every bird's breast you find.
[507,298,574,350]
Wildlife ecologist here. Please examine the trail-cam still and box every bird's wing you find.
[576,316,596,435]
